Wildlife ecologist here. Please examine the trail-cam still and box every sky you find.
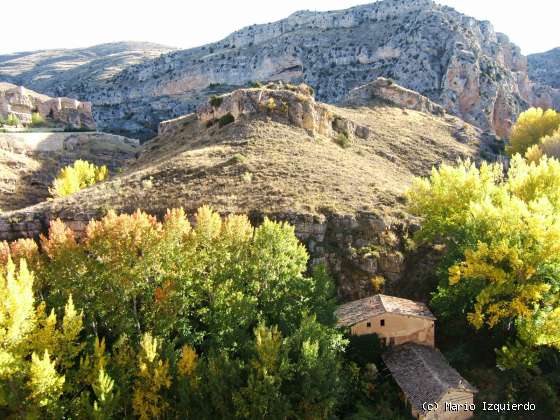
[0,0,558,55]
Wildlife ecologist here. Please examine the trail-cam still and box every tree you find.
[508,108,560,156]
[50,159,108,198]
[1,206,347,417]
[525,128,560,163]
[31,112,45,127]
[408,156,560,368]
[0,259,98,418]
[5,113,20,127]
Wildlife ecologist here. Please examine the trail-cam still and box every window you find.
[366,322,371,328]
[380,319,385,326]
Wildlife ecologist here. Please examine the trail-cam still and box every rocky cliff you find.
[0,83,95,129]
[0,82,502,299]
[528,48,560,89]
[0,0,554,140]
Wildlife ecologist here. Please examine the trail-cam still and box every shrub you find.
[525,144,544,163]
[334,132,350,148]
[508,108,560,156]
[241,171,253,183]
[6,113,20,127]
[209,95,223,108]
[227,153,246,165]
[539,129,560,159]
[218,113,234,127]
[49,160,109,198]
[265,97,276,112]
[31,112,45,127]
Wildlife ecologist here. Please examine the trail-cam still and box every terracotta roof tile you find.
[335,294,435,327]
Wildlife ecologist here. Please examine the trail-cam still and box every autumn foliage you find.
[408,155,560,368]
[50,159,108,198]
[507,107,560,159]
[0,207,345,418]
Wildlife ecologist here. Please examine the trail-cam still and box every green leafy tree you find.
[0,206,346,418]
[408,156,560,368]
[31,112,46,127]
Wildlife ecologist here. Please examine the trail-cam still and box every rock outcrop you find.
[528,48,560,89]
[0,83,95,129]
[346,77,445,115]
[0,83,502,298]
[0,0,554,139]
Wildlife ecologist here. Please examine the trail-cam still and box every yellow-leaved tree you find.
[525,128,560,163]
[50,159,108,198]
[507,107,560,157]
[0,259,85,416]
[408,155,560,368]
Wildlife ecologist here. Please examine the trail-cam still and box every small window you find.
[366,322,371,328]
[380,319,385,327]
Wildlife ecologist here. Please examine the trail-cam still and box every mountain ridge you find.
[0,0,558,141]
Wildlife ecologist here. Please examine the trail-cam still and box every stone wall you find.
[0,83,95,129]
[0,204,436,301]
[0,131,138,154]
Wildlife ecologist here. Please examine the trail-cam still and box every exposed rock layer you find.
[0,0,556,139]
[0,84,501,299]
[0,83,95,129]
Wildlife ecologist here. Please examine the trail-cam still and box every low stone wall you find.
[0,131,139,153]
[158,113,197,136]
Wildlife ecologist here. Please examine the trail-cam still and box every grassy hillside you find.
[4,96,498,219]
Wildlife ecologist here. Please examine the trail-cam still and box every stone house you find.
[336,294,477,419]
[383,343,477,420]
[335,294,435,347]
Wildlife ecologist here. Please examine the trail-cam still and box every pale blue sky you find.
[0,0,557,55]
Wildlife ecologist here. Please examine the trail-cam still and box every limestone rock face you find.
[0,1,557,139]
[0,83,95,129]
[346,77,445,115]
[528,48,560,89]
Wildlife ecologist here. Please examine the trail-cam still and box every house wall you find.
[350,312,434,347]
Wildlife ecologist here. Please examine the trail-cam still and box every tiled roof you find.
[335,294,435,327]
[382,343,477,414]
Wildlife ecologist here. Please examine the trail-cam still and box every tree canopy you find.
[0,207,353,418]
[408,155,560,368]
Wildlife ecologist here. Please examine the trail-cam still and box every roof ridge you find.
[377,294,388,313]
[410,345,453,400]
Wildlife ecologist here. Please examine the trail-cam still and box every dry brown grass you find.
[2,101,491,220]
